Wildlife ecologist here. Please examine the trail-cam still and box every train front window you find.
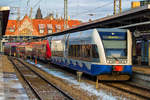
[99,31,127,59]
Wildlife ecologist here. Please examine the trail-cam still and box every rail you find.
[9,57,74,100]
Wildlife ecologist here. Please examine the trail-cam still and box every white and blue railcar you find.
[49,28,132,80]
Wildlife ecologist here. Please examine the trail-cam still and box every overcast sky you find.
[0,0,141,22]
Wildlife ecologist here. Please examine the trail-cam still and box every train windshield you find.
[99,31,127,59]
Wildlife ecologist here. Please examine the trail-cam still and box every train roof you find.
[33,28,128,40]
[49,28,128,39]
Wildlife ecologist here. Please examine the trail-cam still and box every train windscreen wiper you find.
[112,56,119,61]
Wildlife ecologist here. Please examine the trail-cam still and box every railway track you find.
[26,59,150,100]
[9,57,74,100]
[15,58,150,100]
[102,82,150,100]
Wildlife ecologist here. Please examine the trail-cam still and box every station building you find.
[5,16,80,36]
[3,7,81,43]
[4,15,81,41]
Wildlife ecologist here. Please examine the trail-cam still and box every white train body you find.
[48,28,132,80]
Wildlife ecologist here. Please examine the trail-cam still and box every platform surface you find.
[133,65,150,75]
[0,55,29,100]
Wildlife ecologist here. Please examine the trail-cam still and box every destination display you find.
[99,32,127,40]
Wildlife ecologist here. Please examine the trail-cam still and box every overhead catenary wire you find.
[32,0,42,9]
[70,1,114,18]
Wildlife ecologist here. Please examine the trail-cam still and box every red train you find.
[4,40,51,61]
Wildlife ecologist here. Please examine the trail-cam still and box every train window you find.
[92,45,99,58]
[51,40,64,57]
[68,44,99,62]
[52,51,64,57]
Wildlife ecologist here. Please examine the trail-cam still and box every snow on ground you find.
[0,73,29,100]
[26,60,128,100]
[0,97,4,100]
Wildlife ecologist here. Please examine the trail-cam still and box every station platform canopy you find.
[34,4,150,39]
[0,6,10,37]
[67,4,150,32]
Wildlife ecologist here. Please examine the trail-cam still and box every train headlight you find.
[107,60,113,64]
[120,60,127,64]
[124,60,127,63]
[107,60,111,63]
[122,61,125,64]
[121,60,123,63]
[109,60,111,62]
[109,61,112,63]
[107,60,109,63]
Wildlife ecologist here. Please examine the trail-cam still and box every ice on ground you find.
[27,60,35,65]
[0,77,4,82]
[0,97,4,100]
[27,60,128,100]
[9,82,24,89]
[36,64,42,68]
[3,72,29,99]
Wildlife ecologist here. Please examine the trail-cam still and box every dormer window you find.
[39,24,45,34]
[55,24,61,32]
[9,27,15,32]
[47,24,53,34]
[67,25,69,28]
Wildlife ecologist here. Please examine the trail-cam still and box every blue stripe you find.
[51,58,132,76]
[121,65,132,75]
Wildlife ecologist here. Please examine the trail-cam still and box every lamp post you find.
[64,0,68,29]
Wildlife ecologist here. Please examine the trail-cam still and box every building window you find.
[55,24,61,32]
[47,24,53,34]
[39,24,45,34]
[67,25,69,28]
[51,40,64,57]
[9,27,15,32]
[48,30,53,34]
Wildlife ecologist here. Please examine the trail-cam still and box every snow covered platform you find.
[0,55,29,100]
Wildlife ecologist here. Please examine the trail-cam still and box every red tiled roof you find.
[5,15,81,36]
